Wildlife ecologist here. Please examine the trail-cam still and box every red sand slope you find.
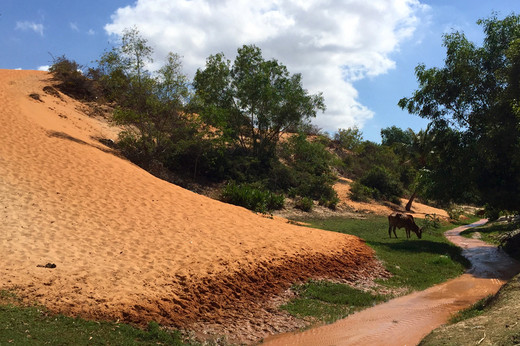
[0,70,386,343]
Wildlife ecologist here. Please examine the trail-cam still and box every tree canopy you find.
[193,45,325,163]
[399,13,520,212]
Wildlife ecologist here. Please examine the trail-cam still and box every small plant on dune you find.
[220,181,284,213]
[49,55,101,101]
[295,197,314,212]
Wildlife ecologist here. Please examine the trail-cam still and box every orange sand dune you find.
[0,70,386,343]
[334,177,449,219]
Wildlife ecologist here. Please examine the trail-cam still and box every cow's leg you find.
[389,225,392,238]
[393,226,398,238]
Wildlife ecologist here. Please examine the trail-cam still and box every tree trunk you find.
[405,190,417,212]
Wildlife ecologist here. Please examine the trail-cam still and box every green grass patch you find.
[305,216,471,291]
[449,295,493,324]
[460,220,520,245]
[0,300,187,345]
[281,215,476,323]
[280,280,385,323]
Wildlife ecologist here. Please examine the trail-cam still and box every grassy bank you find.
[281,215,476,323]
[0,215,478,343]
[0,291,187,346]
[420,273,520,345]
[461,219,520,260]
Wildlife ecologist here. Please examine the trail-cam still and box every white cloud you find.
[38,65,50,72]
[105,0,428,132]
[70,22,79,31]
[88,29,96,35]
[15,21,44,36]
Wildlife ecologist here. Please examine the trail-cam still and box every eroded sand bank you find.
[0,70,388,342]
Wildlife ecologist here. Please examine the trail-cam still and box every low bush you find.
[49,55,101,101]
[220,182,284,213]
[349,181,374,202]
[447,204,464,221]
[295,197,314,212]
[359,166,403,201]
[423,213,442,231]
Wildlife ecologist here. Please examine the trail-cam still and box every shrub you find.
[423,213,441,231]
[319,195,340,210]
[295,197,314,212]
[334,127,363,150]
[276,133,338,205]
[447,204,464,221]
[359,166,403,201]
[49,55,100,101]
[220,182,284,213]
[349,181,374,202]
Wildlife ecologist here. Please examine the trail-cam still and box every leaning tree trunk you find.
[405,190,417,212]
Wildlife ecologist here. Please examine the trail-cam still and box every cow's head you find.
[416,227,423,239]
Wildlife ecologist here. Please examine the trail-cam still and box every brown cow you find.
[388,212,422,239]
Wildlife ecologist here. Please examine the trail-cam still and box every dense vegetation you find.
[48,14,520,218]
[399,13,520,216]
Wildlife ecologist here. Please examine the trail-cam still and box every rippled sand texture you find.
[0,70,388,343]
[263,220,520,345]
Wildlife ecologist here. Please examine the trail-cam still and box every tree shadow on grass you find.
[368,239,471,269]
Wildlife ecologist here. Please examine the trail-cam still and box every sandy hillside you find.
[0,70,388,342]
[333,177,449,219]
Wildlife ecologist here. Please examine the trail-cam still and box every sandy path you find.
[0,70,390,343]
[263,220,520,345]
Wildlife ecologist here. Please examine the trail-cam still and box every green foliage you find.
[220,182,284,213]
[304,216,470,291]
[344,141,401,180]
[0,304,185,345]
[333,127,363,151]
[49,55,101,101]
[422,213,442,232]
[349,181,375,202]
[277,133,338,205]
[193,44,325,163]
[359,166,403,201]
[281,280,385,323]
[446,204,464,221]
[295,197,314,212]
[399,13,520,212]
[380,126,413,147]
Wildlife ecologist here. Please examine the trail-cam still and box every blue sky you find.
[2,1,519,142]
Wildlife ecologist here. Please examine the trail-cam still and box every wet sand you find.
[263,220,520,345]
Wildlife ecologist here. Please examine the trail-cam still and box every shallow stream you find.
[263,219,520,346]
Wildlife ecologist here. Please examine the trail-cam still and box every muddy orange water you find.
[263,220,520,346]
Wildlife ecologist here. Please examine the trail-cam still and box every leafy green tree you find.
[380,126,413,148]
[399,13,520,211]
[277,133,338,206]
[334,127,363,151]
[96,28,200,175]
[193,45,325,164]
